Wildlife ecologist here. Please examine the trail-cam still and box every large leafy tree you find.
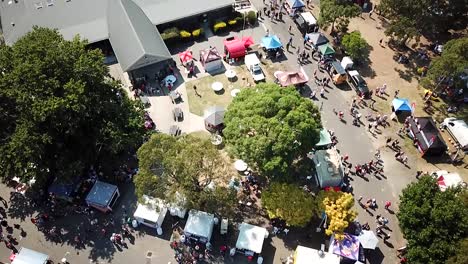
[134,133,237,216]
[423,37,468,89]
[341,31,370,62]
[0,27,146,186]
[316,190,357,240]
[223,83,321,178]
[380,0,468,42]
[397,176,468,264]
[262,182,316,227]
[318,0,361,33]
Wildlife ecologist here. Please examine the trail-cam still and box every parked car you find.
[348,70,370,98]
[441,118,468,151]
[245,53,265,82]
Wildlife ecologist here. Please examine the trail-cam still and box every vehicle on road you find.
[348,70,370,98]
[245,53,265,82]
[294,12,318,34]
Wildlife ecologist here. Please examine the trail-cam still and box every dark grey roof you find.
[0,0,234,46]
[108,0,171,72]
[0,0,109,45]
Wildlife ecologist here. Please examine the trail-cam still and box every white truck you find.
[245,53,265,82]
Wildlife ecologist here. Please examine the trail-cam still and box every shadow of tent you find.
[367,246,385,263]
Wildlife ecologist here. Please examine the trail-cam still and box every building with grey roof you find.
[0,0,234,71]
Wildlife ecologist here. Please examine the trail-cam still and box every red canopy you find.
[242,36,254,48]
[179,50,193,63]
[223,38,246,59]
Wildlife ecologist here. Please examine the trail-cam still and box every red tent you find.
[242,36,254,48]
[223,38,246,59]
[179,50,193,64]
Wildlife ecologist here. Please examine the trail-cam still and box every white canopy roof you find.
[12,248,48,264]
[341,56,354,70]
[295,245,340,264]
[184,210,215,240]
[300,12,317,25]
[236,223,268,253]
[133,195,167,226]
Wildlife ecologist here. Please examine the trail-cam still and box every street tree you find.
[316,190,357,240]
[134,133,237,216]
[318,0,361,33]
[262,182,316,227]
[341,31,370,62]
[223,83,321,178]
[423,37,468,89]
[380,0,468,42]
[397,175,468,264]
[0,27,146,186]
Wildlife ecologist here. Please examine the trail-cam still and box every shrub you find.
[192,28,203,38]
[213,21,227,33]
[228,19,237,26]
[180,30,191,39]
[246,11,257,25]
[235,16,244,25]
[161,27,180,41]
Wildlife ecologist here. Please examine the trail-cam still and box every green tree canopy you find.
[134,133,237,217]
[423,37,468,89]
[0,27,146,186]
[380,0,468,42]
[223,83,321,178]
[397,175,468,264]
[318,0,361,32]
[341,31,370,62]
[262,182,316,227]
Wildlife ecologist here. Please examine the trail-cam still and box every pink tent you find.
[274,71,309,86]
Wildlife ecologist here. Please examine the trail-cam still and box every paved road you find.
[249,0,416,263]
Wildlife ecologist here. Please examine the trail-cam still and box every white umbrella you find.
[234,160,248,171]
[358,230,379,249]
[204,106,225,126]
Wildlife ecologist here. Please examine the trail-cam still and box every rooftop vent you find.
[34,2,43,9]
[46,0,54,6]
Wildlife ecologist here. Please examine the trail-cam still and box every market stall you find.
[204,106,226,132]
[294,245,340,264]
[224,37,246,61]
[261,35,283,50]
[307,33,328,48]
[311,149,343,189]
[408,117,447,156]
[47,177,81,202]
[200,47,223,73]
[179,50,193,66]
[329,61,347,85]
[285,0,305,15]
[235,223,268,256]
[434,171,465,191]
[391,98,412,120]
[315,128,333,149]
[242,36,255,48]
[329,233,365,263]
[133,195,167,229]
[184,210,215,243]
[318,43,335,57]
[11,247,49,264]
[274,69,309,87]
[85,180,120,213]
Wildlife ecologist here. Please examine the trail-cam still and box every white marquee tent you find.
[236,223,268,254]
[11,248,49,264]
[294,245,340,264]
[184,210,215,243]
[133,195,167,229]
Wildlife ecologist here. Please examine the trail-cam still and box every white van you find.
[441,118,468,151]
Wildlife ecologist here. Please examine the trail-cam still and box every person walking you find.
[394,89,400,98]
[288,25,292,33]
[288,36,293,46]
[384,201,392,210]
[320,87,325,98]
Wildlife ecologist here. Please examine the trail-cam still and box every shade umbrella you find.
[242,36,254,48]
[204,106,226,126]
[179,50,193,64]
[358,230,379,250]
[234,160,248,171]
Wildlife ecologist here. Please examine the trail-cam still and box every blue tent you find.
[288,0,305,9]
[392,98,412,112]
[261,35,282,49]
